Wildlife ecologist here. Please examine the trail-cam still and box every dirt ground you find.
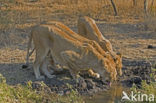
[0,18,156,94]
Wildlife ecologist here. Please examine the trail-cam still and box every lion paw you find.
[94,73,100,78]
[36,76,45,80]
[47,75,56,79]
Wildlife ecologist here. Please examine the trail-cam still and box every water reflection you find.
[85,83,128,103]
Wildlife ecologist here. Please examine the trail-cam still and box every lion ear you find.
[116,52,122,58]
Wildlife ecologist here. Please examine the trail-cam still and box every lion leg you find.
[24,32,34,68]
[47,52,63,72]
[61,51,84,84]
[67,63,84,83]
[88,69,100,78]
[47,67,54,74]
[40,58,56,79]
[68,63,79,79]
[33,48,49,80]
[46,51,55,74]
[60,51,82,82]
[33,61,45,80]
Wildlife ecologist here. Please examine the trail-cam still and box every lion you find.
[24,28,100,79]
[48,21,119,77]
[24,21,118,79]
[77,16,122,76]
[45,21,120,79]
[45,20,122,77]
[29,24,117,82]
[23,34,56,75]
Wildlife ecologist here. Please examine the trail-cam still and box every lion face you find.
[98,59,117,82]
[99,69,112,83]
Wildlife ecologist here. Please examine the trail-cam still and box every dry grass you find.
[0,0,155,60]
[144,16,156,31]
[0,0,156,48]
[0,0,156,57]
[1,0,156,28]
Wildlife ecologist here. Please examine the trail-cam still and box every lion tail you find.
[22,30,34,68]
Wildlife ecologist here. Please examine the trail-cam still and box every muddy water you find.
[85,83,129,103]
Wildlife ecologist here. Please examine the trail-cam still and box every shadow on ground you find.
[0,58,154,95]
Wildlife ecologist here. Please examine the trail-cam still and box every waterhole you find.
[85,83,129,103]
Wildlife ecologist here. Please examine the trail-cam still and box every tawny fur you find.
[25,21,118,79]
[29,24,117,81]
[77,16,122,76]
[47,21,118,79]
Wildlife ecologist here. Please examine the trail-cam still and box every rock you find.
[121,59,152,87]
[147,45,154,49]
[131,76,142,86]
[85,79,95,90]
[22,64,28,68]
[77,77,87,89]
[121,76,142,87]
[32,81,51,94]
[57,91,64,96]
[28,68,112,95]
[64,89,71,95]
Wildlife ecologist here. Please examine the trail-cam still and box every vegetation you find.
[0,74,84,103]
[125,68,156,103]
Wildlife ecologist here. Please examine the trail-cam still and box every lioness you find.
[77,16,122,76]
[30,24,117,82]
[48,21,118,79]
[24,21,118,79]
[24,34,55,75]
